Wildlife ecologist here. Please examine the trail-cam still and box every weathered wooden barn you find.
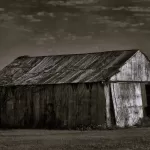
[0,49,150,129]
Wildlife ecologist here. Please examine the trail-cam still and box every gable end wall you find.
[110,51,150,82]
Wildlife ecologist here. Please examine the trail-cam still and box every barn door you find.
[110,83,143,127]
[144,84,150,117]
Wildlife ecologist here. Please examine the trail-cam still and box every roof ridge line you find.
[16,49,139,59]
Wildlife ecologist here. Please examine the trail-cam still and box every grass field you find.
[0,128,150,150]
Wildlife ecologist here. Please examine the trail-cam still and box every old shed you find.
[0,50,150,128]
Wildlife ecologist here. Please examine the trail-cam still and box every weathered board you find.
[111,83,143,127]
[111,51,150,82]
[104,84,111,127]
[0,83,106,128]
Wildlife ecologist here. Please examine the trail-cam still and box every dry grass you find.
[0,128,150,150]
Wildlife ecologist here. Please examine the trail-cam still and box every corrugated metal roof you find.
[0,50,139,85]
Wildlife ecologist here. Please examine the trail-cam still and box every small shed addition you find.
[0,50,150,128]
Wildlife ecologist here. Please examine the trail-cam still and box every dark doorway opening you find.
[145,84,150,117]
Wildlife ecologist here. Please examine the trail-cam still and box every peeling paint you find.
[111,51,150,82]
[111,83,143,127]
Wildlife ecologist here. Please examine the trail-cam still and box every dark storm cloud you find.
[99,0,134,7]
[0,0,150,69]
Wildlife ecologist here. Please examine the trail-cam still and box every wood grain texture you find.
[0,83,106,128]
[111,83,143,127]
[104,84,112,127]
[0,50,138,85]
[111,51,150,82]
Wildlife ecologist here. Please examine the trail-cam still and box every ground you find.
[0,128,150,150]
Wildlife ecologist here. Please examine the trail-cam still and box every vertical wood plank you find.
[104,84,112,127]
[111,83,143,127]
[97,83,106,126]
[33,86,40,128]
[111,51,150,82]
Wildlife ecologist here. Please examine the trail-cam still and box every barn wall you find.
[111,51,150,82]
[104,84,111,127]
[0,83,106,128]
[110,83,143,127]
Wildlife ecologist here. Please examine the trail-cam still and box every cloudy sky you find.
[0,0,150,69]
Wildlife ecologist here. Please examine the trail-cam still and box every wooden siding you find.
[104,84,111,127]
[0,83,106,128]
[111,83,143,127]
[110,51,150,82]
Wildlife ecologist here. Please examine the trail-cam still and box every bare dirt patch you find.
[0,128,150,150]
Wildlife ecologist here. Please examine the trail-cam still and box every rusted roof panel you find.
[0,50,138,85]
